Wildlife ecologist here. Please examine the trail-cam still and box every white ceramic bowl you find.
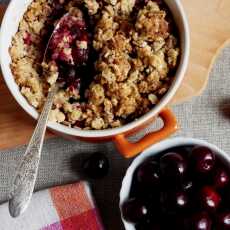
[0,0,190,157]
[119,137,230,230]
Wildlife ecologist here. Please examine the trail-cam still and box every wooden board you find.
[0,0,230,149]
[170,0,230,104]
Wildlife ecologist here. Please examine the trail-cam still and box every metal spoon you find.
[8,14,71,218]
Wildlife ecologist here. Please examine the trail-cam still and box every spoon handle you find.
[9,85,58,217]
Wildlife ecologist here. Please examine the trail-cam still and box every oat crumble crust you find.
[10,0,180,130]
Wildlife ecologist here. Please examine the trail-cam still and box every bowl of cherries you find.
[119,137,230,230]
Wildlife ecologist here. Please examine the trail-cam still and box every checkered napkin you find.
[0,182,104,230]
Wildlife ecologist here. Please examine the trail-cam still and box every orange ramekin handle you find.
[113,108,178,158]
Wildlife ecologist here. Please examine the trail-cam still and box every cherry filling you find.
[46,10,92,94]
[23,32,32,46]
[48,14,89,66]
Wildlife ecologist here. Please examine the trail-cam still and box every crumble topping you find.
[10,0,180,130]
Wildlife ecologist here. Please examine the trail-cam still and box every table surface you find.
[1,0,230,229]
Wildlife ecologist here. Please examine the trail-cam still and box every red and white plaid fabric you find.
[0,182,104,230]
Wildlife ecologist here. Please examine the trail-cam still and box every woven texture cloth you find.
[1,0,230,229]
[0,182,104,230]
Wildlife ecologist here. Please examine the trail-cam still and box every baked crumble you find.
[10,0,180,130]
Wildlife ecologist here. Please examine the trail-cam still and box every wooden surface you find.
[0,0,230,149]
[171,0,230,104]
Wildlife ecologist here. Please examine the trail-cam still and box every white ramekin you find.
[0,0,190,157]
[119,137,230,229]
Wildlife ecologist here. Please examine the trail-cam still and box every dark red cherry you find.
[135,219,161,230]
[136,161,160,188]
[191,146,215,174]
[135,223,160,230]
[122,198,149,223]
[200,186,221,212]
[161,214,186,229]
[183,180,195,193]
[220,186,230,209]
[216,212,230,229]
[160,152,187,183]
[82,152,109,179]
[161,190,189,214]
[189,212,212,230]
[214,168,229,189]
